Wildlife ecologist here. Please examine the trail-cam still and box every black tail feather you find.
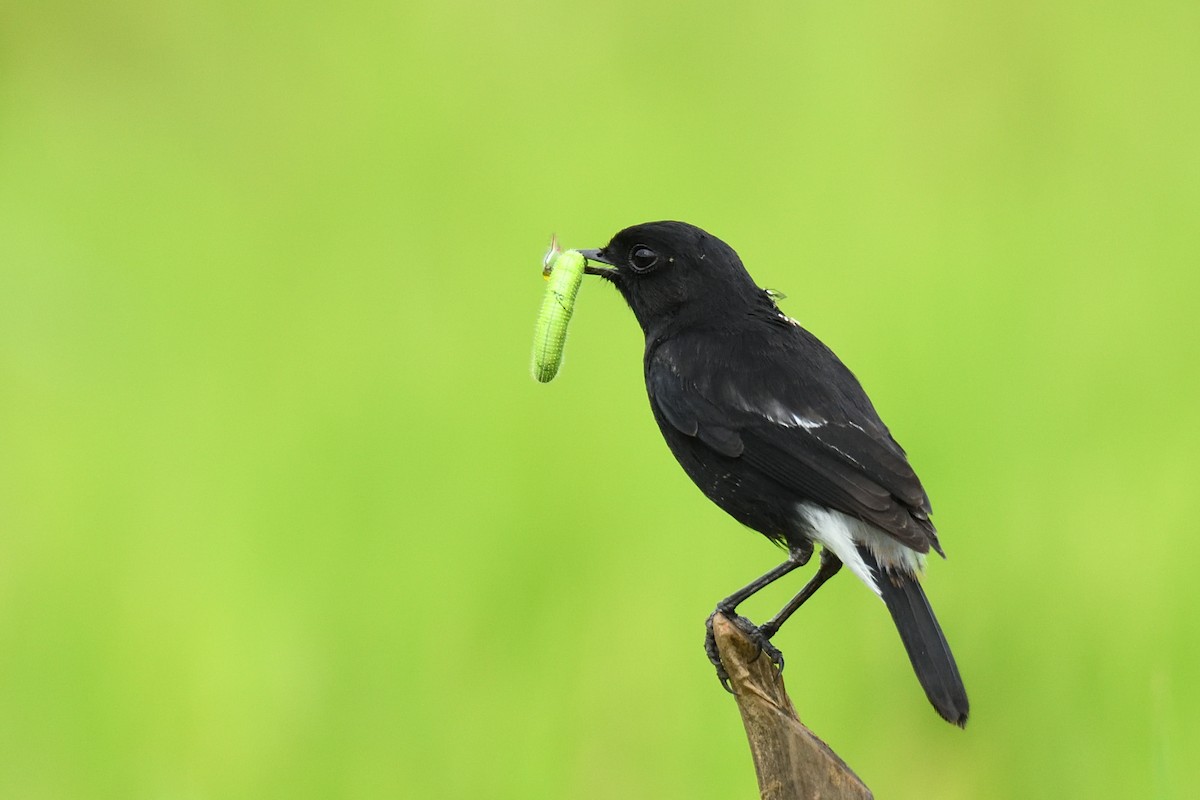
[859,546,969,727]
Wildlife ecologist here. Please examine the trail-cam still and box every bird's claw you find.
[705,610,785,692]
[704,613,733,692]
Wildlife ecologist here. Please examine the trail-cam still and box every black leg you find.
[758,549,843,641]
[715,551,809,615]
[705,547,811,690]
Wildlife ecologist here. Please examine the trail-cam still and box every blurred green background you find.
[1,1,1197,797]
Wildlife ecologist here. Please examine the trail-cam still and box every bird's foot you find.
[705,610,785,692]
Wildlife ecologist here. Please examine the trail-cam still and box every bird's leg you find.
[758,549,843,641]
[705,544,812,690]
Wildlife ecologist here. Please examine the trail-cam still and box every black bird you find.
[578,221,968,726]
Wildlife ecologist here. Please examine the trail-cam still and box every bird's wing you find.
[647,334,939,553]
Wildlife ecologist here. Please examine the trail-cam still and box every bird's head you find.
[580,221,765,334]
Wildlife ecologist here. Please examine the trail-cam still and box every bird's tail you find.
[859,546,969,727]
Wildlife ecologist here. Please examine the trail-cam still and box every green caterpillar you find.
[531,241,586,383]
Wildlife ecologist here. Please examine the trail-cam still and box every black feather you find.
[860,546,969,726]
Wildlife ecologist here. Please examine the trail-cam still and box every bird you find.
[577,220,968,726]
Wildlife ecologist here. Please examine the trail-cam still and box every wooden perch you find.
[711,613,873,800]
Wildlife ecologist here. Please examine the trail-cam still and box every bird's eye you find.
[629,245,658,272]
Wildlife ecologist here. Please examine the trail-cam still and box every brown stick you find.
[711,613,873,800]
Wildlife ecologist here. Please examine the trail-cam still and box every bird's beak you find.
[579,249,617,276]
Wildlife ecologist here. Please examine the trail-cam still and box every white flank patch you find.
[796,502,927,598]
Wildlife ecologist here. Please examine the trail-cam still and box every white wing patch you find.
[797,502,927,598]
[735,394,870,435]
[744,397,826,430]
